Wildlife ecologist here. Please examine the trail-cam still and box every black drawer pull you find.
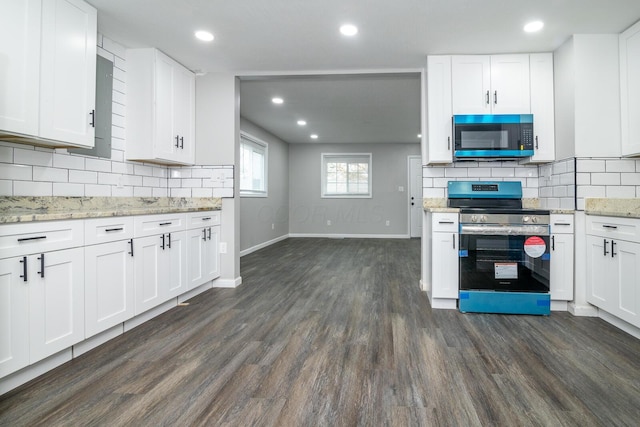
[159,222,172,226]
[602,225,618,229]
[105,227,124,232]
[37,253,45,278]
[553,223,571,226]
[20,256,27,282]
[202,217,212,221]
[17,236,47,242]
[438,221,455,224]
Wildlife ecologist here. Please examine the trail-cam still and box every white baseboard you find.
[74,324,124,357]
[568,302,599,317]
[288,233,410,239]
[213,276,242,288]
[240,234,289,257]
[550,300,568,311]
[179,282,213,302]
[0,349,72,396]
[598,310,640,340]
[124,299,177,332]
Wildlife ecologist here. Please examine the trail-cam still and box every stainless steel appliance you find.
[453,114,534,159]
[448,181,551,315]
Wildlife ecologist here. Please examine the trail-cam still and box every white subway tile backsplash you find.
[85,184,112,196]
[143,176,161,187]
[474,168,492,177]
[423,187,446,198]
[33,166,68,183]
[98,172,120,186]
[111,161,127,174]
[0,180,12,196]
[112,186,134,197]
[444,168,468,178]
[491,168,515,178]
[606,159,636,172]
[576,173,591,185]
[591,173,620,186]
[422,167,445,178]
[213,188,234,198]
[14,148,53,167]
[14,181,52,196]
[422,177,433,188]
[133,187,152,197]
[153,167,168,178]
[53,183,85,197]
[191,168,212,178]
[134,164,153,176]
[577,185,606,198]
[69,170,98,184]
[621,173,640,185]
[576,159,605,173]
[170,188,191,198]
[53,153,84,170]
[152,187,169,197]
[181,178,202,188]
[192,188,213,198]
[606,186,636,198]
[560,199,575,210]
[85,158,111,173]
[0,146,12,162]
[0,163,32,180]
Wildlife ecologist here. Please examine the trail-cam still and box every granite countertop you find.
[0,197,222,224]
[585,198,640,219]
[423,197,544,213]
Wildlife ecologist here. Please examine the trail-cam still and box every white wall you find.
[289,143,420,237]
[239,118,289,254]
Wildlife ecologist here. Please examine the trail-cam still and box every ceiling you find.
[86,0,640,144]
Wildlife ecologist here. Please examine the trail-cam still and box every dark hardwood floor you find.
[2,237,640,426]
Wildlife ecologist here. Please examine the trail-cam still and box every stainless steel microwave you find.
[453,114,534,159]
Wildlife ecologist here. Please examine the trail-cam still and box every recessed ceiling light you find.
[340,24,358,36]
[524,21,544,33]
[272,97,284,104]
[297,120,307,126]
[195,30,214,42]
[310,134,319,139]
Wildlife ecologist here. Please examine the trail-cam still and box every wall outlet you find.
[398,186,404,192]
[219,242,227,254]
[327,220,332,226]
[271,223,275,230]
[385,220,390,226]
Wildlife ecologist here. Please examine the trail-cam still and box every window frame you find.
[321,153,373,199]
[239,132,268,198]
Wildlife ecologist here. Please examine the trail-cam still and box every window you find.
[240,133,268,197]
[321,153,372,198]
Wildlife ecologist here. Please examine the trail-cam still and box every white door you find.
[409,156,422,238]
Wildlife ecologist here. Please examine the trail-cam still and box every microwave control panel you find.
[521,123,534,150]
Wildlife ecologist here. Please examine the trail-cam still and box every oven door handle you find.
[459,224,550,236]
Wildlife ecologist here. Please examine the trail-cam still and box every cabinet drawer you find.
[134,213,186,238]
[432,213,459,232]
[0,220,84,260]
[186,211,221,229]
[550,214,574,234]
[586,215,640,243]
[85,217,134,245]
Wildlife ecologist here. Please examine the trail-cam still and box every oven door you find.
[459,224,550,293]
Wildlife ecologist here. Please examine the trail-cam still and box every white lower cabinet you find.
[186,211,221,290]
[424,212,459,308]
[586,216,640,328]
[0,248,84,377]
[550,214,574,301]
[84,217,135,338]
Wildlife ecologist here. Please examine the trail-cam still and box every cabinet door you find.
[426,56,453,163]
[550,234,574,300]
[528,53,555,163]
[29,247,84,364]
[134,235,164,315]
[187,228,207,290]
[0,0,41,136]
[431,232,459,298]
[154,52,177,161]
[489,55,531,114]
[613,240,640,327]
[84,240,134,338]
[172,65,195,164]
[205,226,221,281]
[620,21,640,156]
[586,236,615,311]
[39,0,97,147]
[452,56,491,114]
[0,257,30,378]
[165,231,187,299]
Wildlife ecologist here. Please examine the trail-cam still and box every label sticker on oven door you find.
[495,263,518,279]
[524,236,546,258]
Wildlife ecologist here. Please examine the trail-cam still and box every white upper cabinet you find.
[126,48,195,165]
[527,53,556,163]
[452,54,530,115]
[620,20,640,156]
[425,56,453,164]
[0,0,97,148]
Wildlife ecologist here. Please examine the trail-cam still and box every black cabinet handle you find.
[485,90,490,105]
[175,135,180,148]
[20,256,27,282]
[535,136,539,150]
[161,234,165,250]
[105,227,123,232]
[439,221,455,224]
[167,233,171,249]
[128,238,134,257]
[603,225,618,229]
[447,136,451,150]
[551,235,555,251]
[17,236,46,242]
[208,227,212,240]
[603,239,609,256]
[89,109,95,127]
[494,91,497,104]
[202,217,212,221]
[202,228,207,241]
[452,234,455,249]
[612,240,616,258]
[180,136,184,149]
[159,222,172,226]
[37,253,44,278]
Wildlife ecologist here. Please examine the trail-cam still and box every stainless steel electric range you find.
[448,181,551,315]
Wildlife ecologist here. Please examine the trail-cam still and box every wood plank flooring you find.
[2,237,640,426]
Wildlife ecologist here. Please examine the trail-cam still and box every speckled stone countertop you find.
[585,198,640,219]
[0,197,222,224]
